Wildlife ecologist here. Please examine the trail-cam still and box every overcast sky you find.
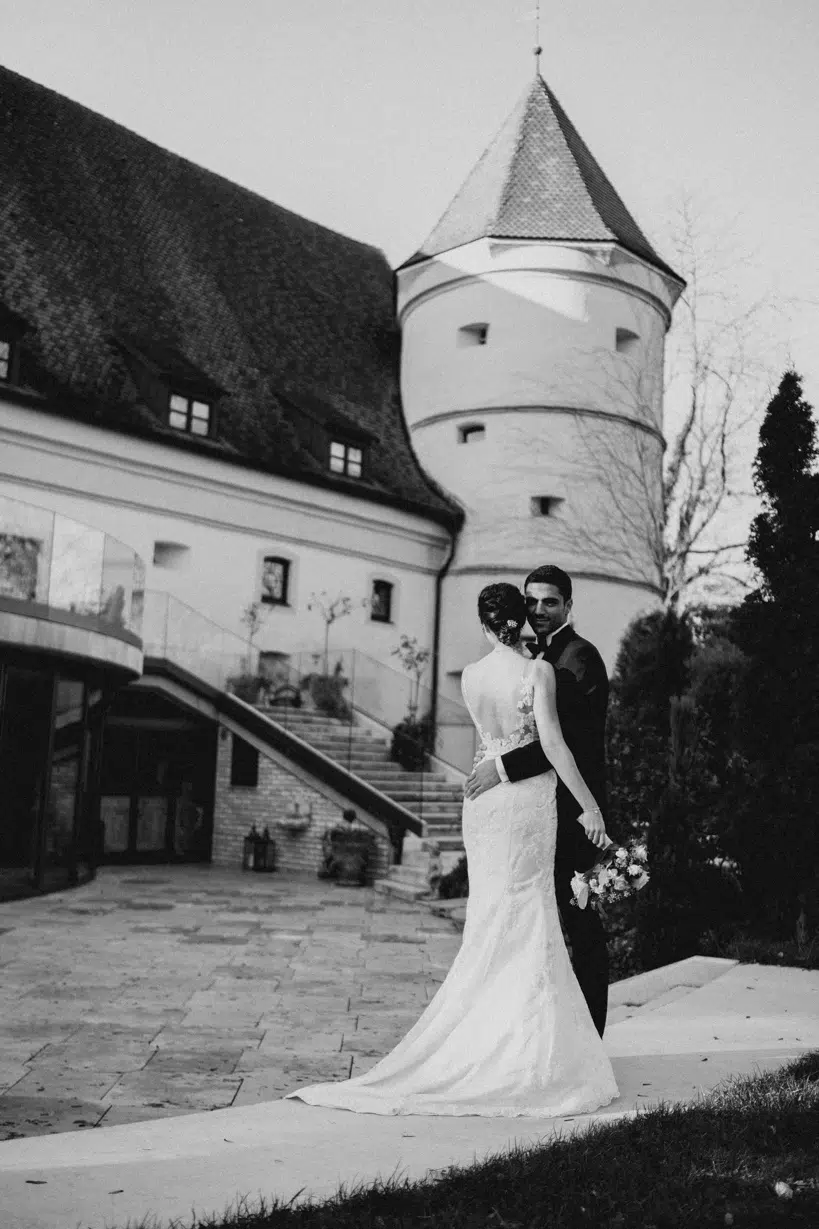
[4,0,818,408]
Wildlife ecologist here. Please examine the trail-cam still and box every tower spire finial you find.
[533,0,542,76]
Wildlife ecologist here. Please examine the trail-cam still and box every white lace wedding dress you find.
[285,645,619,1117]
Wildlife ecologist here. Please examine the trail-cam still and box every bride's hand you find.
[578,809,608,850]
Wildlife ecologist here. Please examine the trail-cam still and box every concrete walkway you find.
[1,869,818,1229]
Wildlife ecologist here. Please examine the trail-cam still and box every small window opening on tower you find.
[458,323,489,347]
[615,328,640,356]
[530,496,563,518]
[458,424,486,444]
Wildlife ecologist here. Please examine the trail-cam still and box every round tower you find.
[396,73,685,696]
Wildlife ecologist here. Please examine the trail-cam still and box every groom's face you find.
[525,583,571,639]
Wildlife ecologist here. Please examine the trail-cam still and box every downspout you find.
[430,523,459,736]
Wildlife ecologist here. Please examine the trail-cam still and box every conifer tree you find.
[747,369,819,607]
[733,371,819,936]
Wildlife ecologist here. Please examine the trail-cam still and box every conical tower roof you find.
[401,73,679,280]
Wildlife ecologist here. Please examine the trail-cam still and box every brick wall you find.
[212,728,393,883]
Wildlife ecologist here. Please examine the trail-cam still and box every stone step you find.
[422,834,464,852]
[281,726,374,741]
[423,827,465,843]
[261,713,360,732]
[357,778,451,791]
[307,747,391,762]
[353,766,448,780]
[305,738,388,751]
[372,877,431,902]
[387,863,431,887]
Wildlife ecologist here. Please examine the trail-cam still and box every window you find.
[530,496,563,517]
[230,735,259,787]
[261,556,290,606]
[458,323,489,347]
[458,424,485,444]
[0,339,11,381]
[152,542,190,570]
[329,441,363,478]
[169,392,211,436]
[370,579,393,623]
[615,328,640,356]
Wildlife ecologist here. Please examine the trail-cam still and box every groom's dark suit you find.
[499,625,610,1036]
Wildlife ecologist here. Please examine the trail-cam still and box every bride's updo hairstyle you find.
[478,583,527,646]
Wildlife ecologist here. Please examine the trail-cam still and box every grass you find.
[117,1051,819,1229]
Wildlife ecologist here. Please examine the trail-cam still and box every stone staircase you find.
[263,706,465,899]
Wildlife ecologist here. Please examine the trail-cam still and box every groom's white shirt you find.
[494,621,570,783]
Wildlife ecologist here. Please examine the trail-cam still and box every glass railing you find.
[142,591,259,691]
[0,494,145,639]
[140,597,478,785]
[274,648,478,779]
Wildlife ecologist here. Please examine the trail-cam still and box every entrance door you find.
[0,667,54,894]
[99,705,215,862]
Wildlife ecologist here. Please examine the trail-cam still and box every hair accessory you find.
[506,619,517,628]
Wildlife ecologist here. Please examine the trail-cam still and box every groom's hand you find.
[464,759,501,801]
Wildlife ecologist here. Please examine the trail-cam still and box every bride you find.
[285,583,619,1117]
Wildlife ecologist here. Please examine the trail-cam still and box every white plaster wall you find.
[397,238,680,701]
[411,408,663,583]
[398,240,674,429]
[0,402,450,665]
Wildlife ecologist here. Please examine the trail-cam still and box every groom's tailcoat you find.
[499,624,611,1036]
[501,625,609,871]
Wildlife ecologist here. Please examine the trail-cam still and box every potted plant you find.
[318,808,375,886]
[299,658,352,719]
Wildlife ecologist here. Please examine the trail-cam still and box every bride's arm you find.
[532,661,608,847]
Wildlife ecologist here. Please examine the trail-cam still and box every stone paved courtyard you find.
[0,866,461,1140]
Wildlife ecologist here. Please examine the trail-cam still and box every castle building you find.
[0,64,682,895]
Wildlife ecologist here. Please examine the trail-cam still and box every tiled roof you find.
[402,74,680,281]
[0,66,459,526]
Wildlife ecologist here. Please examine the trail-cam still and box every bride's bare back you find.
[461,645,539,748]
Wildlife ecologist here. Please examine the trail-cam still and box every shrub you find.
[300,666,351,720]
[438,854,468,899]
[391,713,435,772]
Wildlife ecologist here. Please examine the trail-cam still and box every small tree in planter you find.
[302,591,367,718]
[390,635,436,771]
[317,808,375,886]
[307,592,361,675]
[228,601,270,702]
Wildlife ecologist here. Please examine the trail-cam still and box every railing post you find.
[163,591,170,661]
[347,650,356,772]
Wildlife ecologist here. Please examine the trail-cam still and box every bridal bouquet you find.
[570,841,649,911]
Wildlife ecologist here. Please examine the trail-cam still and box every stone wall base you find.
[212,727,393,884]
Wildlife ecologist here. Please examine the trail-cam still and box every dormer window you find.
[330,440,363,478]
[169,393,211,437]
[0,307,29,386]
[458,323,489,347]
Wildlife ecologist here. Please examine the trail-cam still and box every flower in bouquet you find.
[570,839,650,910]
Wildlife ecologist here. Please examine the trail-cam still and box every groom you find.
[464,564,611,1036]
